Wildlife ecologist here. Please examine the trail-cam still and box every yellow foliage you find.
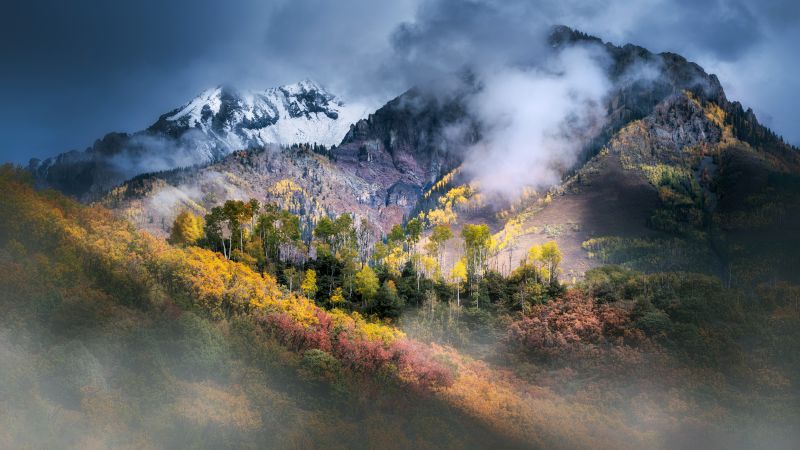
[0,167,405,344]
[421,254,441,279]
[422,167,460,200]
[426,206,457,226]
[301,269,318,298]
[329,287,345,304]
[269,178,307,210]
[450,259,467,283]
[169,210,204,246]
[384,246,407,276]
[420,183,477,226]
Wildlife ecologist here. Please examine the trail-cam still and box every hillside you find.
[474,90,800,285]
[3,156,800,448]
[0,167,511,448]
[98,143,415,238]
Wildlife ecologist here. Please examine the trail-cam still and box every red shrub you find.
[391,340,454,390]
[256,310,454,390]
[504,290,635,362]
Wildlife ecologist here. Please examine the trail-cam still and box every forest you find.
[1,164,798,449]
[172,195,565,321]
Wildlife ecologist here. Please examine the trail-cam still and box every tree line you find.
[169,198,564,320]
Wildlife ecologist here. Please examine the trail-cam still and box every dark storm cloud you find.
[0,0,798,165]
[377,0,558,96]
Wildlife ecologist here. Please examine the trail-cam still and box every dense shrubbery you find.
[505,290,635,362]
[257,308,454,390]
[503,264,799,392]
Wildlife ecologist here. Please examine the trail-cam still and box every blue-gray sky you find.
[1,0,797,164]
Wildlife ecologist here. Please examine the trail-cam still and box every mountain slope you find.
[100,144,414,238]
[474,90,800,286]
[28,80,366,200]
[3,166,674,450]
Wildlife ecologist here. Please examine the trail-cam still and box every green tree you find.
[339,246,360,298]
[256,204,301,265]
[314,213,355,257]
[333,213,354,254]
[461,224,491,299]
[372,280,403,318]
[223,200,249,253]
[426,224,453,276]
[314,216,336,254]
[405,218,422,247]
[204,206,230,259]
[372,241,388,267]
[405,218,423,289]
[247,198,260,229]
[388,224,405,245]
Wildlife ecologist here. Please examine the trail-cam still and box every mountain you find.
[100,144,416,239]
[29,26,800,282]
[100,28,788,232]
[28,80,367,200]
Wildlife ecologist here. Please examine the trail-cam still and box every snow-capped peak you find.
[165,86,223,123]
[281,78,324,94]
[151,79,365,152]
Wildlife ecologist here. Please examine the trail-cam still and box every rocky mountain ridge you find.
[28,80,365,200]
[31,27,798,277]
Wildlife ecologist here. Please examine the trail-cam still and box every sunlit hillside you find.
[2,163,798,449]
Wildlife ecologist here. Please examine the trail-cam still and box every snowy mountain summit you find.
[29,80,367,199]
[149,79,365,154]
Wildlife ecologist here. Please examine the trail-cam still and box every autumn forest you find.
[3,4,800,448]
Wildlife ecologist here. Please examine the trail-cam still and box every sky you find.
[1,0,798,164]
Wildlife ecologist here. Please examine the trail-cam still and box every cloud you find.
[463,46,611,197]
[108,130,214,177]
[553,0,800,143]
[1,0,798,166]
[363,0,615,197]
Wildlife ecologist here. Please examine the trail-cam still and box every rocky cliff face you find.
[100,145,412,238]
[332,26,734,197]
